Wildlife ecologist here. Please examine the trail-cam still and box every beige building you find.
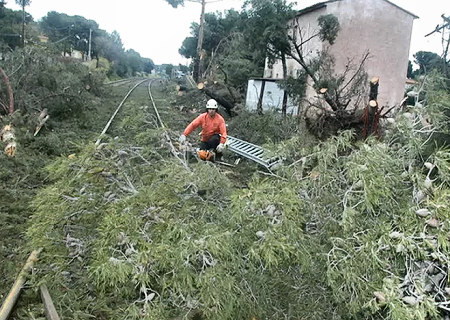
[264,0,418,108]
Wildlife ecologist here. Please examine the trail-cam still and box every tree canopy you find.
[413,51,447,75]
[164,0,185,8]
[38,11,155,77]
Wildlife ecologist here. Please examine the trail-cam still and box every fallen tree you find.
[197,82,235,116]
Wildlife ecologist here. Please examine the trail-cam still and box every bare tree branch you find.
[338,51,370,95]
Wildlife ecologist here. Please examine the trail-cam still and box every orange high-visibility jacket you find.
[183,113,227,144]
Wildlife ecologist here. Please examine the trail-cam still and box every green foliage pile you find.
[227,109,304,145]
[23,72,450,320]
[0,48,139,305]
[25,98,337,320]
[277,75,450,320]
[1,48,105,120]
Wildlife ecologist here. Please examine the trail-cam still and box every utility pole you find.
[425,14,450,65]
[195,0,206,82]
[189,0,222,82]
[165,0,221,82]
[88,28,92,62]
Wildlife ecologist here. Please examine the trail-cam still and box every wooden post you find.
[256,80,266,115]
[0,248,42,320]
[281,53,288,116]
[40,285,61,320]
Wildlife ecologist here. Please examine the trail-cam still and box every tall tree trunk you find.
[193,58,199,83]
[257,80,266,115]
[281,53,288,116]
[196,0,206,81]
[0,66,14,114]
[21,4,25,47]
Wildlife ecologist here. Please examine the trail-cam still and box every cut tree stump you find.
[369,100,378,108]
[363,77,381,139]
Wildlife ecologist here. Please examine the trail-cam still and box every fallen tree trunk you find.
[0,248,42,320]
[40,284,61,320]
[198,82,235,116]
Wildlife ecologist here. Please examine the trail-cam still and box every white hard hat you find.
[206,99,218,109]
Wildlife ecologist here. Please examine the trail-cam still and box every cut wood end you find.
[1,125,15,142]
[204,81,208,85]
[5,141,16,157]
[197,83,204,90]
[369,100,378,107]
[38,108,48,120]
[370,77,380,84]
[1,124,12,133]
[176,85,181,91]
[319,88,328,94]
[214,81,218,84]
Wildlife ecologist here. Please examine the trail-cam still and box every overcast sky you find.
[5,0,450,66]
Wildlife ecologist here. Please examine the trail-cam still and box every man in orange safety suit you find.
[179,99,227,161]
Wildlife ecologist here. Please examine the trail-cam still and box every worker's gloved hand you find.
[216,143,225,153]
[179,134,186,144]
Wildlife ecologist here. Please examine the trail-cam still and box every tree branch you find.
[338,51,370,95]
[297,31,320,48]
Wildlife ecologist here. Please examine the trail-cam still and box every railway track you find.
[2,77,275,320]
[95,78,190,170]
[100,77,281,170]
[104,78,140,86]
[96,78,153,145]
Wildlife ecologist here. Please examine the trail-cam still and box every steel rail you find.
[95,78,151,145]
[104,78,138,86]
[147,80,190,171]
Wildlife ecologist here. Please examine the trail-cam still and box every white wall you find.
[245,79,298,115]
[264,0,415,108]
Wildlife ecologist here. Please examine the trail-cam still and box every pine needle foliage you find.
[25,97,339,320]
[24,73,450,320]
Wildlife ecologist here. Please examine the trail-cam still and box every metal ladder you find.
[227,135,283,169]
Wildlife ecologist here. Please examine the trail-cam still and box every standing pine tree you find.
[15,0,31,47]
